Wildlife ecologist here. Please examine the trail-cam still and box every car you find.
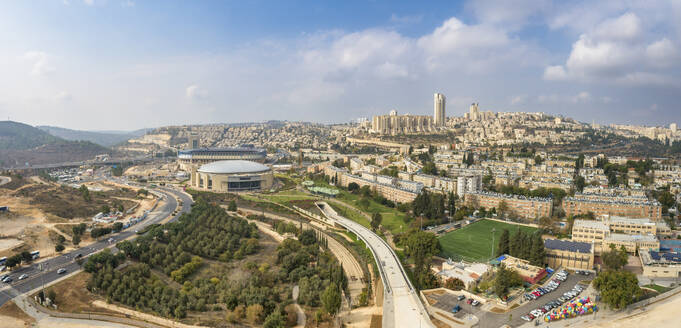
[471,300,480,306]
[457,295,465,301]
[467,298,473,304]
[452,305,462,313]
[57,268,67,274]
[527,313,535,320]
[0,274,7,281]
[521,315,531,321]
[2,277,12,283]
[18,274,28,280]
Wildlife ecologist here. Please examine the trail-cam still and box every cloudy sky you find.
[0,0,680,131]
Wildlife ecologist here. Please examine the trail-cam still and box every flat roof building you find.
[639,249,681,279]
[544,239,594,270]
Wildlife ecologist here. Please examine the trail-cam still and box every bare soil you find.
[0,300,35,327]
[39,271,120,316]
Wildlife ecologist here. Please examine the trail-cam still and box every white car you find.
[57,268,67,274]
[18,274,28,280]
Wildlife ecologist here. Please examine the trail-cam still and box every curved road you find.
[0,185,193,307]
[317,202,434,328]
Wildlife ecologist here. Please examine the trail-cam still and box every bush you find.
[55,244,65,252]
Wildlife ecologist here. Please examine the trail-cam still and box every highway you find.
[0,184,193,307]
[317,202,434,328]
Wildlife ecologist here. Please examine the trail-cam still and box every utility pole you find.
[491,228,496,259]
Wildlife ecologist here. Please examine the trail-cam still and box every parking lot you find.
[424,271,591,327]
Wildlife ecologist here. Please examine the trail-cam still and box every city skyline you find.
[1,0,680,131]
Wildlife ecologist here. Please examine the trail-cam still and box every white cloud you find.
[84,0,95,5]
[23,51,55,76]
[122,0,135,8]
[646,38,678,66]
[544,11,681,87]
[591,12,642,42]
[510,95,527,105]
[185,85,208,100]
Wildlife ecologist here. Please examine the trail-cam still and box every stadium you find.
[190,160,273,192]
[178,147,267,170]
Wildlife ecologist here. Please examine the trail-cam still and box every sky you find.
[0,0,680,131]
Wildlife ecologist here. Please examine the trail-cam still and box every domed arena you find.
[190,160,273,192]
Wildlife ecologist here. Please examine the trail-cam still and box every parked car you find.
[452,305,462,313]
[457,295,465,301]
[521,315,531,321]
[471,300,480,306]
[467,298,473,305]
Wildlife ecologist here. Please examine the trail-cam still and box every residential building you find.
[464,191,552,219]
[562,194,662,221]
[370,110,434,135]
[603,233,659,253]
[544,239,594,270]
[434,93,446,127]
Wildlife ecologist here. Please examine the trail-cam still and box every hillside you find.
[38,125,148,147]
[0,121,110,168]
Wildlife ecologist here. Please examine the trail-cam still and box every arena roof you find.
[198,160,270,174]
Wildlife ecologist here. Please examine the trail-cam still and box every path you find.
[291,285,306,328]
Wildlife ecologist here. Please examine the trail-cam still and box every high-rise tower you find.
[434,93,446,126]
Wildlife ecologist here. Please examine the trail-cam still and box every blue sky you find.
[0,0,679,130]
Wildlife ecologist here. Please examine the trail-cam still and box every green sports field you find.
[438,219,538,262]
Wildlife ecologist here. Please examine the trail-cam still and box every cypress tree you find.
[496,229,510,256]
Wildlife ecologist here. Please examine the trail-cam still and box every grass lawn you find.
[438,219,538,262]
[328,202,371,228]
[643,284,672,293]
[336,191,410,234]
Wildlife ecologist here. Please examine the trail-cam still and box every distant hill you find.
[0,121,110,168]
[38,125,148,147]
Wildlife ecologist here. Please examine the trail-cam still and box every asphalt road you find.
[0,184,193,307]
[318,202,434,328]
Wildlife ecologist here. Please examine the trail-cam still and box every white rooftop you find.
[573,219,608,230]
[198,160,270,174]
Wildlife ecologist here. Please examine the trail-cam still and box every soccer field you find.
[438,219,538,262]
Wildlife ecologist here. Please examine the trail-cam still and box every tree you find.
[100,205,110,214]
[112,222,123,232]
[496,229,510,256]
[263,311,285,328]
[47,289,57,304]
[79,184,91,202]
[447,192,457,217]
[530,233,545,267]
[72,234,81,246]
[348,182,360,192]
[322,283,342,316]
[574,176,586,193]
[444,278,465,291]
[246,304,264,324]
[422,161,437,175]
[227,200,237,212]
[593,270,642,309]
[602,244,628,271]
[55,244,65,252]
[498,200,509,218]
[370,212,383,231]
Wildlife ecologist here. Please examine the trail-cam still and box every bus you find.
[30,251,40,260]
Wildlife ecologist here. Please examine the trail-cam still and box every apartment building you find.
[544,239,594,270]
[456,175,482,196]
[370,110,433,135]
[562,194,662,221]
[334,171,422,203]
[465,191,552,219]
[571,220,609,247]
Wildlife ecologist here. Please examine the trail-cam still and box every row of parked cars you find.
[451,295,480,313]
[524,269,570,301]
[521,284,586,322]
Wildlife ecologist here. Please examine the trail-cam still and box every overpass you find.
[317,202,434,328]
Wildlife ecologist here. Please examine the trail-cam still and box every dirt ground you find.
[585,292,681,328]
[37,271,120,316]
[0,300,35,327]
[124,163,178,177]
